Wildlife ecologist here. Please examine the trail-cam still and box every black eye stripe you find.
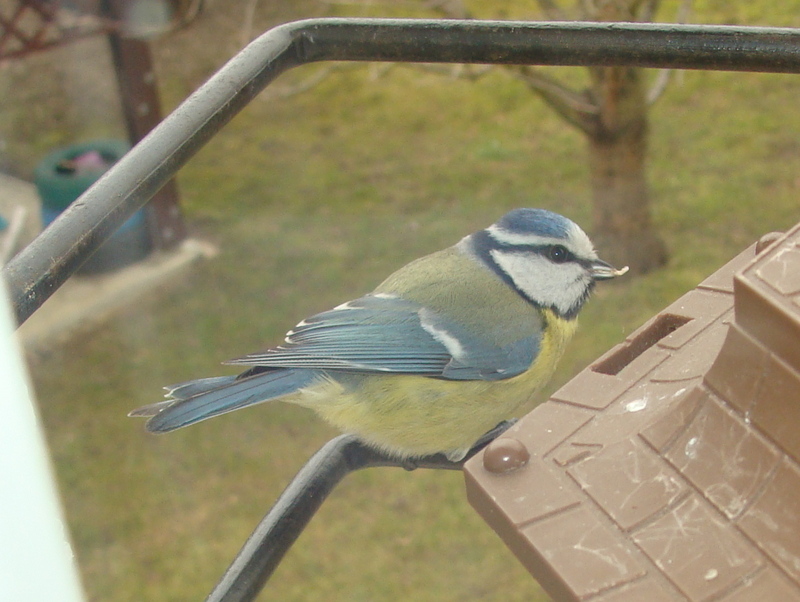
[496,243,597,272]
[475,231,584,263]
[493,243,577,263]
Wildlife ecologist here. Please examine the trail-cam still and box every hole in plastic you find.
[592,314,692,376]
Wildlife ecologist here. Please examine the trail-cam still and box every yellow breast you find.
[291,310,578,460]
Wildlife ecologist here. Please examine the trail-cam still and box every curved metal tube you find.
[4,19,800,324]
[205,420,515,602]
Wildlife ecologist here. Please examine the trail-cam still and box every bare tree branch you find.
[646,69,672,104]
[367,62,394,80]
[411,62,494,79]
[259,64,346,99]
[645,0,693,105]
[536,0,569,21]
[259,0,687,120]
[239,0,260,47]
[321,0,424,7]
[514,67,598,115]
[321,0,472,16]
[638,0,662,22]
[423,0,473,19]
[513,66,599,134]
[676,0,695,25]
[260,61,494,100]
[578,0,597,20]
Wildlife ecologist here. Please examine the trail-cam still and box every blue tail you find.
[131,369,317,433]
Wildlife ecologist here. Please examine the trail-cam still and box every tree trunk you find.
[586,115,667,273]
[585,65,667,274]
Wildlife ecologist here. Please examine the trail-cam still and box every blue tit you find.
[131,208,627,461]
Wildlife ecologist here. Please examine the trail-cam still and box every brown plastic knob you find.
[483,438,530,474]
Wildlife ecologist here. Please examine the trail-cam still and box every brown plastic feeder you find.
[465,226,800,601]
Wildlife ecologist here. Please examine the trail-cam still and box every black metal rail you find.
[4,19,800,324]
[205,421,514,602]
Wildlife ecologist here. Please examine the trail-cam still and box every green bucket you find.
[34,140,152,274]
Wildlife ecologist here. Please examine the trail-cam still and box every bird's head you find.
[462,208,628,320]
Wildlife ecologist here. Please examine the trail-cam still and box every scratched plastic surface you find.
[465,226,800,601]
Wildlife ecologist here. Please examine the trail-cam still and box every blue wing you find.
[134,293,541,432]
[225,294,539,381]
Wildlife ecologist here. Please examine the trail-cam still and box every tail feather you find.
[133,369,316,433]
[165,376,240,400]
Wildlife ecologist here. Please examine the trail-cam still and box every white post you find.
[0,285,85,602]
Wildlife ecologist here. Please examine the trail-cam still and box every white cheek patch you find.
[489,250,589,316]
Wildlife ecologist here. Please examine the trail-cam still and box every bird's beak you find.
[591,259,629,280]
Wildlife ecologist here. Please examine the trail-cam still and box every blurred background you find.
[2,0,800,600]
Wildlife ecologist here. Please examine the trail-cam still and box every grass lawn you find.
[9,1,800,600]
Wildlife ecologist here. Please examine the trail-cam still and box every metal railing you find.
[205,423,513,602]
[5,19,800,325]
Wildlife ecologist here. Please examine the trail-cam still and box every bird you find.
[130,208,627,461]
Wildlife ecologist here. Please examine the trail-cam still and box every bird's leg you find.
[399,419,518,471]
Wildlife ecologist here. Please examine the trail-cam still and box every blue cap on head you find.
[495,208,573,239]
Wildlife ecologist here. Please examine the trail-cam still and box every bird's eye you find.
[547,245,570,264]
